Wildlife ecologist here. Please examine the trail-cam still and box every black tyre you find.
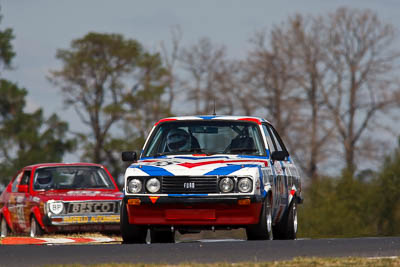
[246,196,273,240]
[1,217,10,237]
[30,216,44,237]
[120,201,147,244]
[150,229,175,243]
[274,201,297,240]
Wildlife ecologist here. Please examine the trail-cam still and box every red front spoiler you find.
[126,202,262,225]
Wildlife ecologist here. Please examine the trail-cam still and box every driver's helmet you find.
[35,170,53,188]
[166,128,191,152]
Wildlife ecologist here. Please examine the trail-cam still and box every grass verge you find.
[43,257,400,267]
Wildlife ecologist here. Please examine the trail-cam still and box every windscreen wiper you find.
[176,148,206,154]
[153,152,173,158]
[229,148,258,154]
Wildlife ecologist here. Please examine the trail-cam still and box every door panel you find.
[9,170,30,232]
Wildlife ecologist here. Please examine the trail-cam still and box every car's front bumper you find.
[41,213,120,233]
[124,195,264,226]
[44,213,120,226]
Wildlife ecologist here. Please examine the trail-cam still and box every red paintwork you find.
[126,202,262,225]
[31,206,44,229]
[178,159,269,168]
[0,163,122,235]
[154,118,177,126]
[238,117,262,125]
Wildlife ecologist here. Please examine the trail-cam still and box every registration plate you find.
[67,202,117,214]
[165,209,216,220]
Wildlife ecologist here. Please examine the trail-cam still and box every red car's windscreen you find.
[33,166,115,190]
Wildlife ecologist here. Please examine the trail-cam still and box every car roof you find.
[154,115,270,126]
[25,163,105,169]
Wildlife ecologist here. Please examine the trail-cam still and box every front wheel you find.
[30,216,44,237]
[1,217,10,237]
[274,201,297,240]
[246,196,273,240]
[286,202,298,239]
[120,201,147,244]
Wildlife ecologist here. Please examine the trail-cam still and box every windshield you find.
[33,166,116,191]
[143,120,266,157]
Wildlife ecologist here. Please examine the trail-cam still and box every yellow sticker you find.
[63,216,89,223]
[89,215,120,223]
[62,215,120,224]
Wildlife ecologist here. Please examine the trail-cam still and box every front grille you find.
[64,201,120,215]
[161,176,218,194]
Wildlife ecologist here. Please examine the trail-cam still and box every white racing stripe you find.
[39,237,117,244]
[38,238,75,243]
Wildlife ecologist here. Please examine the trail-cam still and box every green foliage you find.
[374,138,400,235]
[298,172,377,238]
[125,51,172,136]
[0,12,15,70]
[299,138,400,238]
[54,32,142,89]
[0,81,76,186]
[0,9,76,187]
[0,80,26,120]
[50,32,172,181]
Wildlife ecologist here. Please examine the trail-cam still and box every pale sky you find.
[1,0,399,161]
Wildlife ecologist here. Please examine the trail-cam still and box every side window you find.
[268,124,288,154]
[262,124,277,153]
[11,172,23,193]
[20,171,31,186]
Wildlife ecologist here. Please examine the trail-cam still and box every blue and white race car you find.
[121,115,302,243]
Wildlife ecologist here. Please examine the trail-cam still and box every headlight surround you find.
[238,178,253,193]
[219,177,234,193]
[127,178,142,193]
[48,201,64,215]
[146,178,161,193]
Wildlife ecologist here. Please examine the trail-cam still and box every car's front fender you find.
[30,205,45,229]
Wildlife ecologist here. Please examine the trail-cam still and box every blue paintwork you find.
[174,156,230,160]
[168,194,208,197]
[205,165,243,175]
[140,155,167,160]
[258,166,267,198]
[129,165,174,176]
[205,164,260,175]
[196,115,220,120]
[237,155,268,159]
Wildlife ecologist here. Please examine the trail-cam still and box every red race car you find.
[0,163,123,237]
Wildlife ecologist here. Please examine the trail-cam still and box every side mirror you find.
[17,184,28,193]
[271,151,289,161]
[122,151,138,162]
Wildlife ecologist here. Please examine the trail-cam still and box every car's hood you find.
[126,155,269,177]
[33,190,123,202]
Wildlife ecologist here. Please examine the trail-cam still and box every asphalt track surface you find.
[1,237,400,266]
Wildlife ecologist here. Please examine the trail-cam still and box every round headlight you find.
[146,178,161,193]
[128,179,142,193]
[238,178,253,193]
[48,201,63,215]
[219,177,234,193]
